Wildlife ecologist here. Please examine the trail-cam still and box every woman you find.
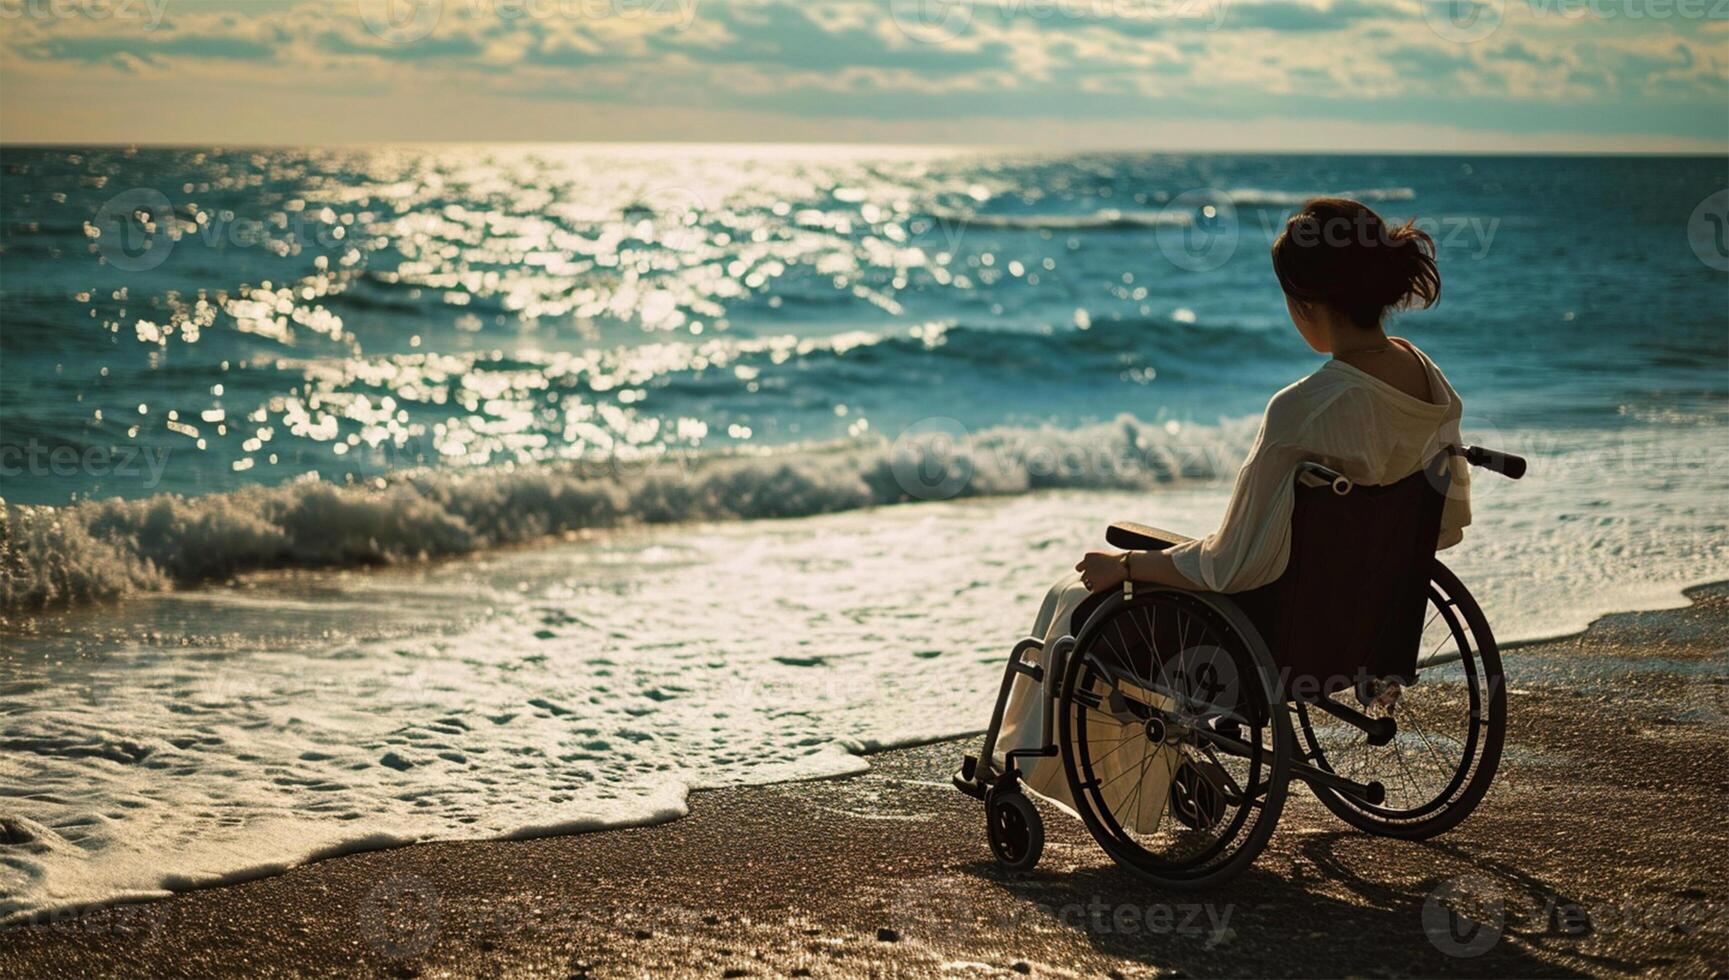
[982,197,1473,811]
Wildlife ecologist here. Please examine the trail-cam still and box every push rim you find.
[1295,563,1505,836]
[1060,591,1290,884]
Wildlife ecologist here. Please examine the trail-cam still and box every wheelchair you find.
[955,446,1527,887]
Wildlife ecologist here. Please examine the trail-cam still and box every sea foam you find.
[2,422,1724,928]
[1,415,1248,614]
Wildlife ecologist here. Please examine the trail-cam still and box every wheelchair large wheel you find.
[1295,562,1506,839]
[1058,589,1293,888]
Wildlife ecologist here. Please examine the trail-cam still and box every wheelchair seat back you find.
[1233,454,1450,699]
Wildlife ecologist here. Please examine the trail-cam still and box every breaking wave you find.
[1218,186,1418,207]
[1,415,1254,615]
[936,189,1418,232]
[944,208,1193,231]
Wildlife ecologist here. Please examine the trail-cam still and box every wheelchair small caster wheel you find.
[985,787,1043,872]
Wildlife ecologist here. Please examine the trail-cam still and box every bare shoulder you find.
[1369,338,1441,403]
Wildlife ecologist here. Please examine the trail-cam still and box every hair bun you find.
[1380,221,1440,310]
[1271,198,1441,329]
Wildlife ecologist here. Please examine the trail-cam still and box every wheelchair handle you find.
[1461,445,1527,480]
[1296,461,1352,495]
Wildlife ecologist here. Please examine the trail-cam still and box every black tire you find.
[985,787,1044,872]
[1296,561,1506,839]
[1058,589,1293,888]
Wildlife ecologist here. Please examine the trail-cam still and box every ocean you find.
[1,146,1725,923]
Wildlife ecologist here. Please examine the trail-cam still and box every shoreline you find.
[6,465,1723,651]
[3,583,1727,977]
[3,580,1726,927]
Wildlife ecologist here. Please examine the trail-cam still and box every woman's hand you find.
[1075,550,1129,593]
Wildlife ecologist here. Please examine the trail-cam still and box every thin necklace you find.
[1335,343,1394,357]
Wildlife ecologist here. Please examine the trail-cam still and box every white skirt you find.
[991,572,1182,832]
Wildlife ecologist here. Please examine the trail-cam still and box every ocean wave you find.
[814,316,1292,378]
[0,415,1252,616]
[1216,186,1417,208]
[940,208,1193,231]
[932,188,1417,231]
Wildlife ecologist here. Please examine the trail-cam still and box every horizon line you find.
[3,138,1726,158]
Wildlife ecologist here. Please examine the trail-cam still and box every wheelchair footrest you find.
[953,756,988,801]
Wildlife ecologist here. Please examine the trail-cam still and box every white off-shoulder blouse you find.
[1164,338,1472,594]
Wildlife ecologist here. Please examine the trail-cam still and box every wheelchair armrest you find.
[1106,521,1195,551]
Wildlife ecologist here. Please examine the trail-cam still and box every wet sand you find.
[3,585,1727,978]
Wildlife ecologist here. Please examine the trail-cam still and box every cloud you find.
[655,3,1014,73]
[1488,39,1563,65]
[315,28,488,60]
[1224,0,1390,32]
[16,32,278,64]
[1385,43,1479,77]
[0,0,1721,149]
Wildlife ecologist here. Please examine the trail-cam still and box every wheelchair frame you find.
[957,447,1523,880]
[969,595,1385,810]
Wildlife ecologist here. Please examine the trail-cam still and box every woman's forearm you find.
[1123,549,1200,589]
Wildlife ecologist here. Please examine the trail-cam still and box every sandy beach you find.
[2,584,1725,978]
[4,4,1726,974]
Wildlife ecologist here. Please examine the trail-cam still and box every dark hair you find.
[1271,197,1440,330]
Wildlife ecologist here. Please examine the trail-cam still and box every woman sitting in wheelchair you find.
[960,198,1518,884]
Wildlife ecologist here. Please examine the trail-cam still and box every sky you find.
[0,0,1725,151]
